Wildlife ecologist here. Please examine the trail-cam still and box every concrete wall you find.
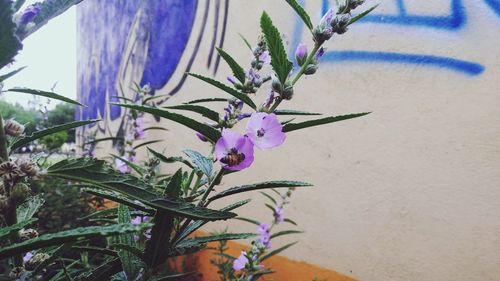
[77,1,500,280]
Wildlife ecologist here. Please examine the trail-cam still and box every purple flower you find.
[274,207,284,223]
[247,69,260,84]
[23,252,33,263]
[295,43,308,65]
[320,8,334,27]
[134,117,145,140]
[258,223,271,249]
[259,51,270,65]
[262,91,275,110]
[131,216,142,225]
[115,156,134,174]
[233,251,249,271]
[20,4,41,25]
[245,112,286,150]
[215,130,254,171]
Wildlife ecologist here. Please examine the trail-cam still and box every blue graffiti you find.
[324,51,484,76]
[484,0,500,15]
[292,0,487,76]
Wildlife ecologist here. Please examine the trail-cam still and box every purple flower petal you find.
[20,4,41,25]
[23,252,33,263]
[245,112,286,149]
[215,130,254,171]
[232,251,249,271]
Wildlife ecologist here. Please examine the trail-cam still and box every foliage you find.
[0,0,376,280]
[0,100,39,134]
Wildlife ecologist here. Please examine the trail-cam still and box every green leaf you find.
[132,139,163,150]
[285,0,313,31]
[0,66,26,83]
[117,204,142,281]
[173,233,255,255]
[20,0,84,40]
[238,33,253,52]
[185,97,229,104]
[284,218,298,226]
[164,168,183,197]
[259,241,298,262]
[0,223,152,260]
[270,230,304,239]
[183,149,213,179]
[234,217,260,226]
[259,191,277,205]
[7,88,83,106]
[216,47,246,83]
[166,104,220,122]
[78,258,122,281]
[30,243,76,276]
[143,126,169,132]
[282,112,370,133]
[208,180,313,202]
[274,109,321,116]
[82,188,154,214]
[48,158,235,221]
[260,11,293,84]
[0,0,22,69]
[112,103,221,142]
[348,4,379,26]
[147,147,194,169]
[187,73,257,109]
[83,136,123,145]
[17,194,45,222]
[10,119,100,151]
[0,218,36,239]
[111,154,145,175]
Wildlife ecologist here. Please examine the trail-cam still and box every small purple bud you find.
[227,76,237,85]
[196,132,208,142]
[295,43,308,66]
[20,4,41,25]
[236,100,244,110]
[315,47,326,61]
[237,113,251,121]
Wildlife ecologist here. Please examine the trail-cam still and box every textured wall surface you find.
[77,1,500,280]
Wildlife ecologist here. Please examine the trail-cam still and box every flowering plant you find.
[0,0,375,280]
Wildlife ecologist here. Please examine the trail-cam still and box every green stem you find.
[0,114,9,162]
[291,44,321,86]
[198,169,225,207]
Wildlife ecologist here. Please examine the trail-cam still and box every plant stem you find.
[0,114,9,162]
[199,169,225,207]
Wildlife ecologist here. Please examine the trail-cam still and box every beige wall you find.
[81,1,500,280]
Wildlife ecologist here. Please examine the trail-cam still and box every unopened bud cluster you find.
[4,119,25,137]
[251,36,269,70]
[313,0,365,44]
[0,158,40,184]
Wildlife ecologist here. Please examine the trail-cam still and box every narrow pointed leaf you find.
[17,194,45,222]
[274,109,321,116]
[282,112,370,133]
[147,147,194,169]
[174,233,255,255]
[208,181,312,202]
[239,33,253,52]
[259,191,277,205]
[10,119,99,151]
[260,12,293,83]
[185,97,228,104]
[270,230,304,239]
[348,4,379,26]
[166,104,220,122]
[0,66,26,83]
[284,218,298,226]
[8,88,83,106]
[216,47,246,83]
[285,0,313,31]
[259,241,298,262]
[234,217,260,226]
[187,73,256,109]
[117,204,142,280]
[112,103,221,142]
[133,139,163,150]
[111,154,145,175]
[82,188,154,214]
[0,223,152,260]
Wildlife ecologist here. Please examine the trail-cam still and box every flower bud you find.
[24,253,49,271]
[19,4,41,25]
[331,14,351,35]
[10,183,30,203]
[0,161,23,181]
[304,64,318,75]
[9,267,25,279]
[19,228,39,241]
[313,9,334,44]
[271,76,283,93]
[281,82,294,100]
[195,132,208,142]
[15,158,39,177]
[295,43,308,66]
[4,119,25,137]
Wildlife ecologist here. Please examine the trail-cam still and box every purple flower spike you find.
[295,43,308,65]
[215,130,254,171]
[134,117,145,140]
[320,8,334,27]
[258,223,272,249]
[233,251,249,271]
[20,4,41,25]
[274,207,284,223]
[245,112,286,149]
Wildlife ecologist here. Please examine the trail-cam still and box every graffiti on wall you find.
[76,0,230,129]
[292,0,499,76]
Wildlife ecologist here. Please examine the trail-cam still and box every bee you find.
[220,148,245,166]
